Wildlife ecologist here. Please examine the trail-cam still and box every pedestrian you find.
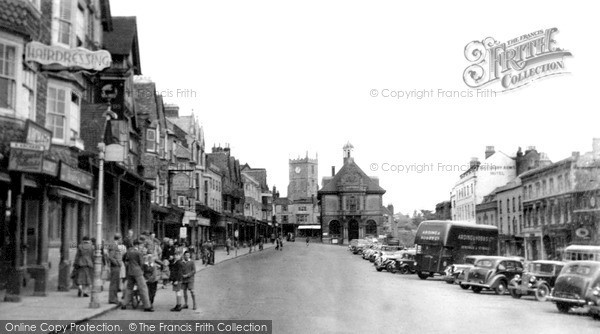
[121,239,153,312]
[259,236,264,251]
[306,236,310,246]
[181,251,197,310]
[206,239,215,265]
[73,236,94,297]
[162,238,175,262]
[170,252,184,312]
[225,237,231,255]
[143,253,163,308]
[122,229,135,249]
[161,259,171,289]
[248,239,253,254]
[108,234,124,304]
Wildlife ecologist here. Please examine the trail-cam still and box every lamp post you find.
[90,103,117,308]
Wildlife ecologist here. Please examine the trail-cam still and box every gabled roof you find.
[104,16,141,74]
[318,158,385,195]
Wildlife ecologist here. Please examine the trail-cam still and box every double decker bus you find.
[414,220,499,280]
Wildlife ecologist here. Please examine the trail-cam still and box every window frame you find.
[0,39,19,114]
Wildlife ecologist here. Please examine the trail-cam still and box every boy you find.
[170,252,184,312]
[181,251,197,310]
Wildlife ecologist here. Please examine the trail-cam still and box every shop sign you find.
[25,120,52,150]
[59,162,93,191]
[172,173,190,191]
[42,159,59,177]
[197,217,210,227]
[8,142,44,173]
[179,227,188,239]
[25,41,112,71]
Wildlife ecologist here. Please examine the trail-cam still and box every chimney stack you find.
[470,157,480,168]
[164,104,180,118]
[485,146,495,159]
[331,166,336,177]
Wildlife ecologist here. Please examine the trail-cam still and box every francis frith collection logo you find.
[463,28,572,91]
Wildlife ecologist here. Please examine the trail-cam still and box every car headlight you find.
[529,276,536,283]
[514,274,521,281]
[399,261,403,265]
[592,285,600,296]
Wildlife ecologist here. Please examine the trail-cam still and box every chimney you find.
[331,166,336,176]
[593,138,600,160]
[485,146,495,159]
[164,104,179,118]
[470,157,480,168]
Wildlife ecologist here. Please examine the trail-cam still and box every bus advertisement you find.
[414,220,499,279]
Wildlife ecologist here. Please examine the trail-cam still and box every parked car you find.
[508,260,565,301]
[375,249,405,272]
[352,240,372,255]
[443,255,486,289]
[462,256,524,294]
[389,249,417,274]
[372,245,403,263]
[547,260,600,318]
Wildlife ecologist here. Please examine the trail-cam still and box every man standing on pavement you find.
[225,237,231,255]
[122,229,135,249]
[181,251,197,310]
[121,239,153,312]
[107,234,124,304]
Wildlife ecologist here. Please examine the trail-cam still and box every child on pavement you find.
[170,252,184,312]
[161,259,170,289]
[181,251,197,310]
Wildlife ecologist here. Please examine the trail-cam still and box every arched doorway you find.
[348,220,359,241]
[366,220,377,237]
[329,220,341,238]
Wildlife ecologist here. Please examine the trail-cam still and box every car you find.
[349,239,367,253]
[547,260,600,318]
[374,249,405,272]
[372,245,403,263]
[462,256,524,294]
[390,249,417,274]
[508,260,565,301]
[443,255,487,289]
[351,240,372,255]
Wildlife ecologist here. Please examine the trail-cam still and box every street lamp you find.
[90,102,117,308]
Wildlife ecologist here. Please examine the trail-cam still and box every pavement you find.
[0,242,277,321]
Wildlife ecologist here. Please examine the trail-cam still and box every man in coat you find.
[107,234,124,304]
[121,239,153,312]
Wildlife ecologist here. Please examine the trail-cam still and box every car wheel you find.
[556,302,571,314]
[417,272,429,280]
[376,267,383,272]
[472,287,482,294]
[399,266,409,275]
[388,264,398,274]
[445,278,455,284]
[535,284,550,302]
[509,287,522,299]
[494,280,507,295]
[459,283,469,290]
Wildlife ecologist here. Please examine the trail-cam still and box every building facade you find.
[318,143,386,244]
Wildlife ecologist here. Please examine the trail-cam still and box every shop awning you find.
[298,225,321,230]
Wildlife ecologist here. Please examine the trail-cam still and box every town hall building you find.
[318,143,386,244]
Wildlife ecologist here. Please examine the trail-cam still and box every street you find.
[94,242,600,333]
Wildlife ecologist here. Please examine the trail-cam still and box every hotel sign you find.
[59,162,93,191]
[25,41,112,71]
[8,142,44,173]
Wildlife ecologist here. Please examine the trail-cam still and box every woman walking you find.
[73,236,94,297]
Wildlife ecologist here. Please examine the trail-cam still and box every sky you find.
[110,0,600,215]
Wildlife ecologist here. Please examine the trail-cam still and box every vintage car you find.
[462,256,524,294]
[508,260,565,301]
[375,249,405,272]
[443,255,486,289]
[388,249,417,274]
[547,260,600,318]
[351,240,372,255]
[373,246,404,266]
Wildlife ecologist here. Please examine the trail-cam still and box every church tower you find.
[288,152,319,202]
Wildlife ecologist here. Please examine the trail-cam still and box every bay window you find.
[0,42,16,111]
[46,81,82,145]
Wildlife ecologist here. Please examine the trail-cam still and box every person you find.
[259,236,264,251]
[170,252,184,312]
[162,238,175,262]
[279,235,283,251]
[118,237,128,289]
[122,229,135,249]
[108,234,124,304]
[121,239,153,312]
[206,239,215,265]
[143,253,163,308]
[306,236,310,247]
[248,239,253,254]
[181,251,197,310]
[161,259,170,289]
[73,236,94,297]
[225,237,231,255]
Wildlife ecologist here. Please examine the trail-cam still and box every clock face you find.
[295,167,301,174]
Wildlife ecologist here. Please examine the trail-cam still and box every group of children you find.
[143,250,196,311]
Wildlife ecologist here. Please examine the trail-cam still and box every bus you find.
[562,245,600,262]
[414,220,499,280]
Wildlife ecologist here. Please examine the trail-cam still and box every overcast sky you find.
[111,0,600,215]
